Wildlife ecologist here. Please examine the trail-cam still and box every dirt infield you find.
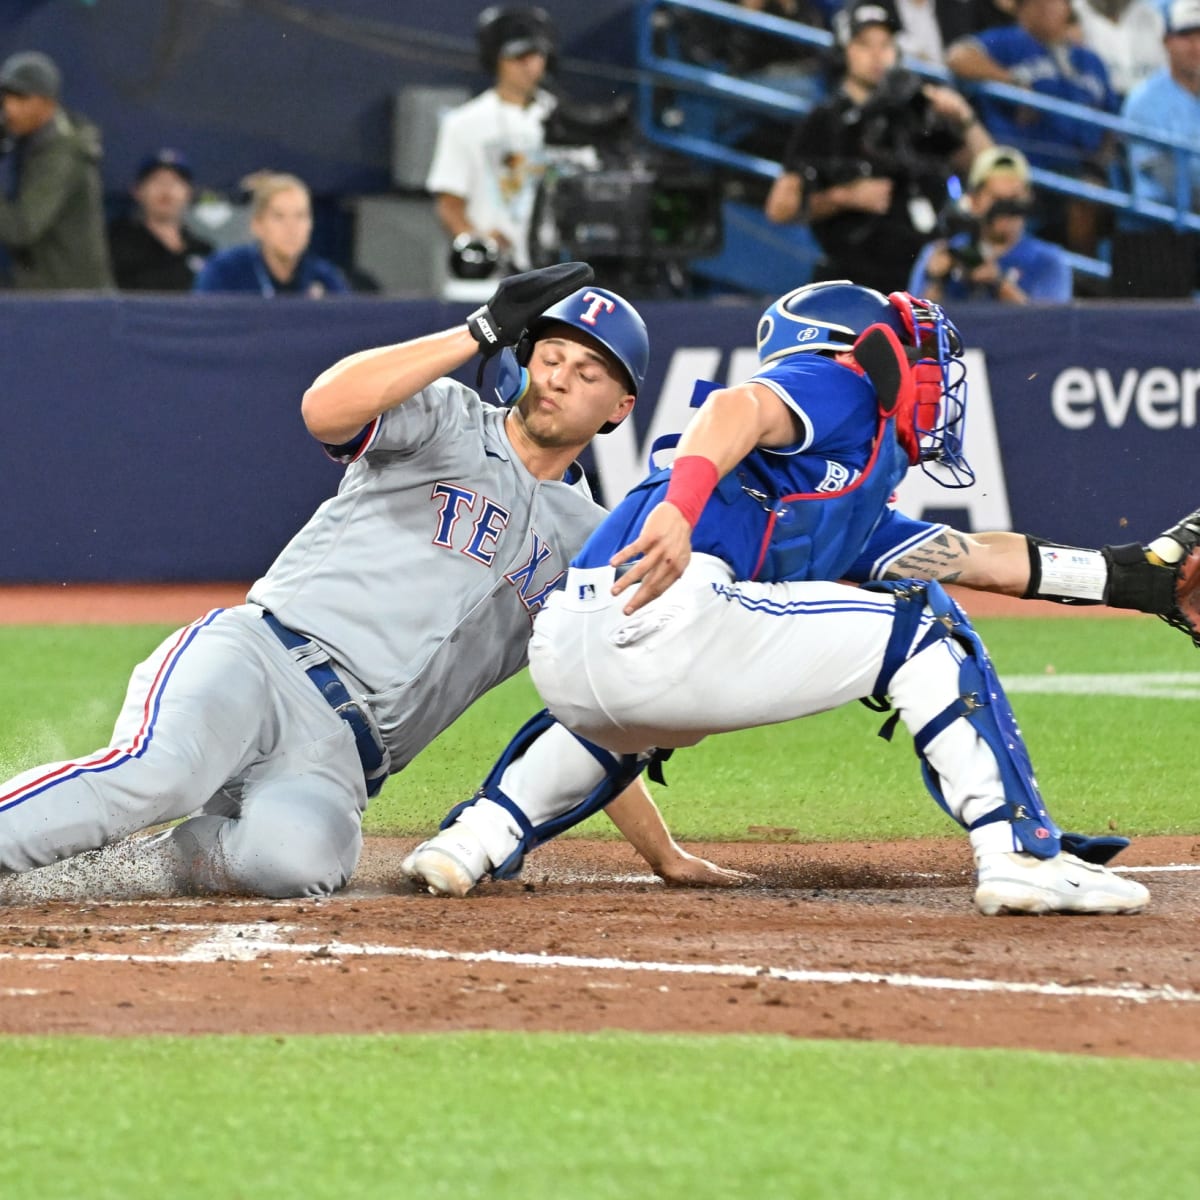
[0,836,1196,1057]
[0,584,1192,1058]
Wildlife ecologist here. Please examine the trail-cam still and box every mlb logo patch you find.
[578,583,596,600]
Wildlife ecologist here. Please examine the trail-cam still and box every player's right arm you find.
[302,261,595,445]
[301,327,480,446]
[611,381,800,613]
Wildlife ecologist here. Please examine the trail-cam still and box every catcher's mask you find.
[885,290,973,488]
[494,286,647,434]
[756,280,972,488]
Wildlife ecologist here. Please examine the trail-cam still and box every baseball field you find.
[1,593,1198,1198]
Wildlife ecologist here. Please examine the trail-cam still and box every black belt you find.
[261,611,387,798]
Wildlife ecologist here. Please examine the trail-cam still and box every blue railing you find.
[636,0,1200,280]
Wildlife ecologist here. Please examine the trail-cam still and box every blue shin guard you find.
[441,708,652,880]
[864,580,1062,859]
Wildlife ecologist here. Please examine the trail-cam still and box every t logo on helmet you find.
[579,291,616,326]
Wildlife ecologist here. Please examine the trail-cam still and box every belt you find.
[261,611,387,798]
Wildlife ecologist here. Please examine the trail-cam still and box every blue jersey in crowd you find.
[575,354,912,585]
[1122,69,1200,211]
[193,243,349,297]
[909,232,1072,302]
[970,26,1117,170]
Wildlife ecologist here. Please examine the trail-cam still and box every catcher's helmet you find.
[476,5,557,74]
[756,280,908,364]
[495,286,647,433]
[758,280,973,487]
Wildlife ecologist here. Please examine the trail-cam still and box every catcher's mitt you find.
[1162,544,1200,647]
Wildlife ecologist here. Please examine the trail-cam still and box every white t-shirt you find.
[425,87,556,271]
[896,0,945,66]
[1074,0,1165,96]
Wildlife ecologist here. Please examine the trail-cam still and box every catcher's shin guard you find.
[864,580,1062,859]
[441,708,651,880]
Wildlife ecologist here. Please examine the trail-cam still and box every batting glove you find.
[466,261,594,358]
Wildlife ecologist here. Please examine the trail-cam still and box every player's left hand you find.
[1165,544,1200,647]
[610,501,693,614]
[654,848,756,888]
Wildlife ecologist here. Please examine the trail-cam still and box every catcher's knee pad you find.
[864,579,1061,859]
[442,708,650,880]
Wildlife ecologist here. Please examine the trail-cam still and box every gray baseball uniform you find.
[0,378,603,897]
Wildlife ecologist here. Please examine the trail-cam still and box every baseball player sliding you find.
[0,262,739,899]
[405,281,1164,916]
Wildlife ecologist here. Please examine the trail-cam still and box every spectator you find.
[765,2,991,291]
[1122,0,1200,211]
[426,5,558,276]
[0,50,112,290]
[896,0,1021,66]
[945,0,1118,172]
[107,149,213,292]
[909,144,1073,300]
[193,172,349,297]
[1072,0,1166,98]
[946,0,1120,253]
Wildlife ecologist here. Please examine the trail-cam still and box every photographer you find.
[0,51,111,290]
[909,144,1072,302]
[426,6,558,279]
[764,1,991,292]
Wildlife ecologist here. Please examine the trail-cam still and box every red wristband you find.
[665,455,719,528]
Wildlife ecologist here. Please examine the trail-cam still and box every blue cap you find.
[135,148,194,184]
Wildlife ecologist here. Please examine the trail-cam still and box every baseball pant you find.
[0,606,368,897]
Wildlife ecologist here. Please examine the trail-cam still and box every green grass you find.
[0,1033,1196,1200]
[1,624,1198,1195]
[1,617,1196,842]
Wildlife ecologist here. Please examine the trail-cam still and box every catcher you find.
[404,280,1198,908]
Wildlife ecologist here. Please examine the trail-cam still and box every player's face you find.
[845,26,897,92]
[252,186,313,266]
[134,168,192,224]
[515,330,634,447]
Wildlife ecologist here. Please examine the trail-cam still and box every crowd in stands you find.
[0,0,1198,302]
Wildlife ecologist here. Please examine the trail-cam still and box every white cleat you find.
[974,851,1150,916]
[401,827,489,898]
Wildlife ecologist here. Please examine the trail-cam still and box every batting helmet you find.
[476,5,557,74]
[495,286,647,433]
[528,286,648,395]
[756,280,908,364]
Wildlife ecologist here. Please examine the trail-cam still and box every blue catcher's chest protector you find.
[576,355,910,583]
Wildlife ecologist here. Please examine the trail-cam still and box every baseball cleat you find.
[401,827,489,898]
[974,851,1149,916]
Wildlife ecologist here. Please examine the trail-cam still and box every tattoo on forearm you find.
[882,532,971,582]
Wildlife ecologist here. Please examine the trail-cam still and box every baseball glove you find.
[1161,544,1200,647]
